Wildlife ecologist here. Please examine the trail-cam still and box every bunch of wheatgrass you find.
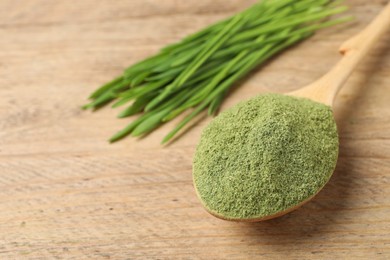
[83,0,350,144]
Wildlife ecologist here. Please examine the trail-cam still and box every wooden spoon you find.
[197,2,390,222]
[252,2,390,222]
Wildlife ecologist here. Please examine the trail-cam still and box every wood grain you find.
[0,0,389,259]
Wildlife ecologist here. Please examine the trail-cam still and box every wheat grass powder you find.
[193,93,339,220]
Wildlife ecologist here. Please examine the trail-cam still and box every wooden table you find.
[1,0,389,258]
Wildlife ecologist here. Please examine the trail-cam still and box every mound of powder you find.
[193,93,339,220]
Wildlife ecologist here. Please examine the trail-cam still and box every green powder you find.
[193,93,339,220]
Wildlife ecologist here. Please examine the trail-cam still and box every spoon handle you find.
[293,2,390,106]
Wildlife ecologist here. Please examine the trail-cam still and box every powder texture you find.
[193,93,339,220]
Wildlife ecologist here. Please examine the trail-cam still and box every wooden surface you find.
[0,0,389,259]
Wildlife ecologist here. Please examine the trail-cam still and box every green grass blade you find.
[118,93,157,118]
[89,76,123,100]
[208,91,226,115]
[131,109,171,137]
